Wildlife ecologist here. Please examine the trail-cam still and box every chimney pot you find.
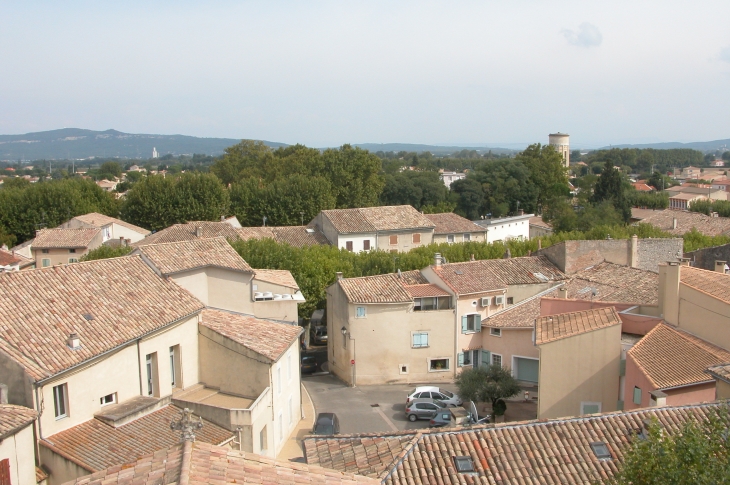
[434,253,442,267]
[470,254,475,262]
[518,209,524,216]
[672,217,678,230]
[336,272,343,280]
[715,260,727,273]
[558,287,568,299]
[0,383,8,404]
[195,226,202,238]
[649,390,668,407]
[221,215,225,222]
[67,332,81,349]
[537,239,542,250]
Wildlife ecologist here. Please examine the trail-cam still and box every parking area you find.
[302,374,538,435]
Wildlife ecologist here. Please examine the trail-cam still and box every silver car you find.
[405,398,448,422]
[406,387,462,407]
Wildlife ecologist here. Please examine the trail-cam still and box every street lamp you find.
[340,326,347,336]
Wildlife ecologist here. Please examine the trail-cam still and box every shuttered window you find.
[389,235,398,245]
[461,314,481,333]
[0,459,10,485]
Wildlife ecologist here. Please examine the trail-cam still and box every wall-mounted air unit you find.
[481,297,491,307]
[494,296,504,305]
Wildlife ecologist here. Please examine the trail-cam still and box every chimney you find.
[195,226,202,238]
[434,253,442,267]
[518,209,524,216]
[658,262,681,326]
[558,287,568,299]
[503,248,511,259]
[649,390,668,408]
[221,215,225,222]
[672,217,678,230]
[470,254,475,262]
[336,272,343,280]
[67,333,81,350]
[679,257,691,267]
[1,244,7,251]
[537,239,542,250]
[0,383,8,404]
[119,236,125,247]
[629,235,638,268]
[715,261,727,273]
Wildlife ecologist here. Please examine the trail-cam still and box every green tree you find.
[80,245,133,261]
[0,177,31,190]
[379,171,448,210]
[321,144,384,208]
[592,159,631,222]
[472,159,538,216]
[515,144,570,210]
[99,161,122,179]
[210,140,274,186]
[722,151,730,161]
[455,365,522,420]
[0,224,16,247]
[611,407,730,485]
[450,178,484,220]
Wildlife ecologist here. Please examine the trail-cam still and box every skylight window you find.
[453,456,475,473]
[590,442,611,460]
[83,313,95,321]
[533,272,548,282]
[455,271,463,275]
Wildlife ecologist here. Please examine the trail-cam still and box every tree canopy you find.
[455,365,522,419]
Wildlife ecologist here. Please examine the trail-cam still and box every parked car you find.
[310,325,328,346]
[429,406,491,427]
[312,413,340,435]
[406,386,462,407]
[429,410,455,427]
[301,356,318,374]
[405,398,448,422]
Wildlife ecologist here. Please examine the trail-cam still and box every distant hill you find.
[0,128,287,160]
[353,143,516,155]
[600,138,730,152]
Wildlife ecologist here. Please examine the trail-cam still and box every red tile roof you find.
[0,404,37,440]
[423,213,485,234]
[628,323,730,389]
[634,209,730,236]
[337,274,413,304]
[321,206,435,233]
[135,237,253,275]
[200,309,302,362]
[0,248,21,266]
[535,307,621,345]
[404,284,451,298]
[566,262,659,305]
[254,269,300,289]
[42,405,232,473]
[72,213,150,235]
[33,228,100,249]
[680,266,730,304]
[0,256,205,381]
[485,287,559,328]
[69,441,380,485]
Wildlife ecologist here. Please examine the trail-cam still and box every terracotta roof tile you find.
[535,307,621,345]
[200,309,302,362]
[0,256,205,381]
[396,270,428,285]
[680,266,730,304]
[70,440,380,485]
[33,228,100,249]
[321,206,435,233]
[433,256,567,295]
[485,287,560,328]
[0,404,37,440]
[565,262,658,305]
[135,237,253,275]
[338,274,413,304]
[305,402,728,485]
[270,226,330,247]
[634,209,730,236]
[528,216,552,229]
[404,284,451,298]
[42,405,232,473]
[706,362,730,383]
[254,269,300,289]
[72,213,150,236]
[423,213,485,234]
[628,323,730,389]
[0,248,22,266]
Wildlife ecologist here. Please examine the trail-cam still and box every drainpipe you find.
[137,339,143,395]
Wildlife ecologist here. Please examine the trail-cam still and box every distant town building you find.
[472,212,532,243]
[548,132,570,168]
[152,147,159,159]
[439,171,466,188]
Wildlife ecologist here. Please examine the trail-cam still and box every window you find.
[581,402,601,415]
[590,442,612,460]
[170,345,181,387]
[287,353,292,382]
[453,456,475,473]
[53,384,68,419]
[429,358,449,372]
[41,249,49,254]
[447,235,455,243]
[259,426,268,453]
[491,353,502,367]
[412,332,429,348]
[412,233,421,244]
[69,248,76,253]
[463,233,471,242]
[363,240,370,250]
[345,241,353,252]
[356,306,366,318]
[506,297,514,305]
[42,259,51,267]
[490,328,501,337]
[100,393,116,406]
[461,314,481,333]
[461,352,472,366]
[146,353,157,397]
[414,296,450,311]
[399,364,409,374]
[389,235,398,245]
[68,258,78,263]
[633,387,642,405]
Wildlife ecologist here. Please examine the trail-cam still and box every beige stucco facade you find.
[432,231,486,245]
[480,328,538,381]
[716,379,730,400]
[0,420,36,485]
[537,323,622,419]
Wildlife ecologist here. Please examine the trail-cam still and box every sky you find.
[1,1,729,148]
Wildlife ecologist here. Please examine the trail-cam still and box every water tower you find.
[548,133,570,168]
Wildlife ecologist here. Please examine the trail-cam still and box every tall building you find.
[152,147,159,159]
[548,132,570,168]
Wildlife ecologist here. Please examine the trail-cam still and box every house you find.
[631,182,654,192]
[666,184,728,202]
[0,403,38,485]
[528,216,553,239]
[423,212,486,243]
[95,179,117,192]
[0,245,33,272]
[0,243,306,484]
[59,212,150,244]
[668,192,708,210]
[304,401,728,485]
[439,171,466,188]
[31,228,103,267]
[711,179,730,192]
[630,208,730,237]
[706,363,730,400]
[68,441,379,485]
[310,205,436,253]
[471,212,532,243]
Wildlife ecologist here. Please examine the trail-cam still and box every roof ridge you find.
[137,235,229,248]
[178,440,193,485]
[485,284,562,321]
[378,431,424,481]
[540,305,616,320]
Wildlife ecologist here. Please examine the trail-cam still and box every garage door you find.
[515,357,539,383]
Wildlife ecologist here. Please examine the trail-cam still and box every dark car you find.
[301,356,318,374]
[405,398,447,422]
[310,325,328,346]
[312,413,340,435]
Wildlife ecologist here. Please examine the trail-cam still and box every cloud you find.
[561,23,603,48]
[721,46,730,63]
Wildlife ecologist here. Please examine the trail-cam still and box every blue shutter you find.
[481,350,491,368]
[475,315,482,332]
[457,353,464,367]
[461,316,468,333]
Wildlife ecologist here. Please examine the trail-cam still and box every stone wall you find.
[684,243,730,271]
[636,238,683,272]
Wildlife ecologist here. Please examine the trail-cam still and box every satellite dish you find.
[469,401,479,423]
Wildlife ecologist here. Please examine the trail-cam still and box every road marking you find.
[373,405,398,431]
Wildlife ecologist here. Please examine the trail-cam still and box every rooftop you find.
[0,404,37,440]
[200,309,302,362]
[566,262,659,305]
[135,237,253,275]
[433,256,566,295]
[254,269,300,289]
[706,362,730,383]
[0,248,22,266]
[304,402,727,485]
[404,283,451,298]
[42,405,232,473]
[423,212,485,234]
[485,286,559,328]
[528,216,552,229]
[320,205,435,234]
[69,441,379,485]
[338,274,413,304]
[134,221,242,246]
[632,209,730,236]
[33,227,100,249]
[680,265,730,304]
[628,323,730,389]
[535,306,621,345]
[0,256,204,381]
[72,213,150,235]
